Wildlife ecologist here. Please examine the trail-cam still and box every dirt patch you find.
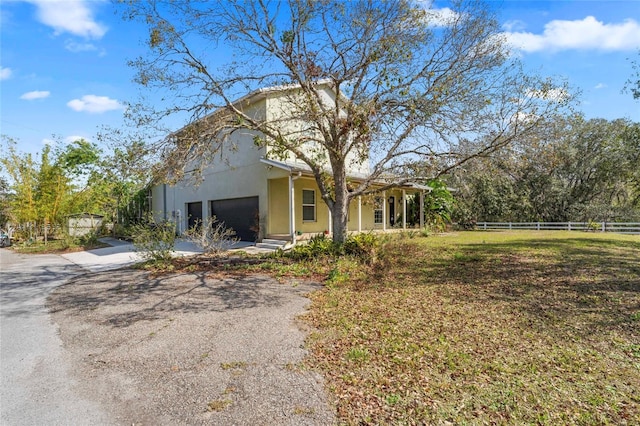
[48,268,335,425]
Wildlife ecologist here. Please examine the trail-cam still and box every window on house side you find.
[374,197,383,224]
[302,189,316,222]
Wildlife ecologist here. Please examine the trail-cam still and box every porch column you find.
[402,189,407,229]
[419,191,425,228]
[358,196,362,233]
[289,175,295,240]
[328,206,332,235]
[382,190,387,231]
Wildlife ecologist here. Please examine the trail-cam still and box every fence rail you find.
[475,222,640,235]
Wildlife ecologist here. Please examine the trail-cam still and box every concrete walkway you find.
[60,238,272,273]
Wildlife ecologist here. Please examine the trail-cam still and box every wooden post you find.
[419,191,424,229]
[358,196,362,233]
[382,191,386,231]
[402,190,407,230]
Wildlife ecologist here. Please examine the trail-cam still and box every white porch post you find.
[402,189,407,229]
[289,175,295,240]
[419,191,425,228]
[382,190,387,231]
[328,206,332,235]
[358,196,362,233]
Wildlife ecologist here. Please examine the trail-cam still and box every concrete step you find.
[264,234,291,241]
[255,243,286,250]
[260,238,288,247]
[256,238,292,251]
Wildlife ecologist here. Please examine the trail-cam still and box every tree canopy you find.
[123,0,570,241]
[451,116,640,224]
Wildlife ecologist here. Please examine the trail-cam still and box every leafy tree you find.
[123,0,569,242]
[451,116,640,223]
[35,145,70,232]
[1,137,39,227]
[93,130,153,234]
[0,136,107,238]
[624,50,640,100]
[406,179,454,229]
[0,176,12,229]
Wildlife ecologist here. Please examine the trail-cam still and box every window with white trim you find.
[374,197,383,224]
[302,189,316,222]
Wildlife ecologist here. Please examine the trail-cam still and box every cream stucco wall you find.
[264,87,370,177]
[151,100,270,236]
[267,177,289,235]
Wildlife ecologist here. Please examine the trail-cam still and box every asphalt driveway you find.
[0,248,114,425]
[0,243,335,425]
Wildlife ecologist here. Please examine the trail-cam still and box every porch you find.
[264,160,432,243]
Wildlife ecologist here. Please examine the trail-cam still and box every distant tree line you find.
[0,135,151,239]
[449,115,640,225]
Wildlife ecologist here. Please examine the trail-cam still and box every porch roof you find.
[260,158,432,192]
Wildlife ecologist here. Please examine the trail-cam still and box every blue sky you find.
[1,0,639,157]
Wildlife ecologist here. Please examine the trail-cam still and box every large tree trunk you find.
[331,197,350,243]
[330,163,350,244]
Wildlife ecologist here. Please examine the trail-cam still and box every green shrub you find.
[131,219,176,263]
[77,230,99,246]
[287,233,339,260]
[286,232,383,264]
[343,232,380,263]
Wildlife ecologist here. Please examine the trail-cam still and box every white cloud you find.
[20,90,51,100]
[27,0,107,39]
[425,7,459,27]
[64,39,97,52]
[505,16,640,53]
[594,83,608,90]
[502,20,526,33]
[0,66,12,80]
[67,94,123,113]
[42,135,91,146]
[526,87,570,102]
[64,135,89,143]
[64,40,107,56]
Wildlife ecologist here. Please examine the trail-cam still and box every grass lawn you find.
[9,238,109,254]
[304,231,640,425]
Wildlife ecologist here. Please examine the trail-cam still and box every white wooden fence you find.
[475,222,640,235]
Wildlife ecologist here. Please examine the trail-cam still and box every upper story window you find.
[302,189,316,222]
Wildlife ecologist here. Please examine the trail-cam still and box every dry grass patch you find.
[305,231,640,425]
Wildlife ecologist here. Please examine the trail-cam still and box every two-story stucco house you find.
[150,83,431,243]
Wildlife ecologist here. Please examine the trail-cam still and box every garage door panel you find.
[210,196,259,241]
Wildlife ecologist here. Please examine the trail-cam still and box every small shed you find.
[67,213,104,237]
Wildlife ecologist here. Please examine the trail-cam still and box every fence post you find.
[568,222,572,231]
[509,222,512,230]
[483,222,487,230]
[602,222,606,232]
[537,222,540,231]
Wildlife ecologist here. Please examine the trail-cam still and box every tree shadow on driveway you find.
[48,268,318,328]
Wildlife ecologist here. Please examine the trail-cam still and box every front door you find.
[388,196,395,226]
[186,202,203,230]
